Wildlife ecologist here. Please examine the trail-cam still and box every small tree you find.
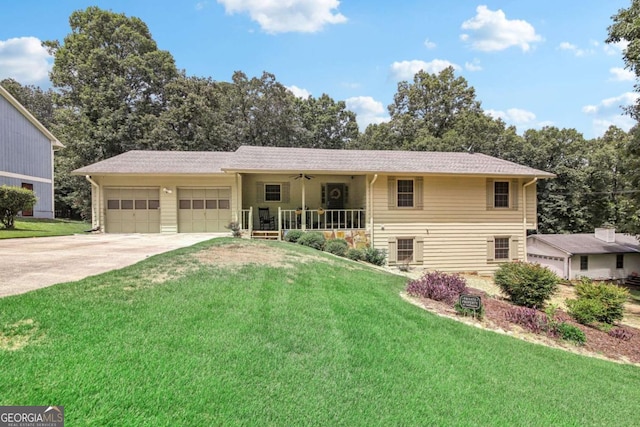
[0,185,37,229]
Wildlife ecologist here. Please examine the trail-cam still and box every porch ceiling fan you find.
[290,173,315,180]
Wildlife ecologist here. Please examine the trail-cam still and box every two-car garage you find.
[105,187,232,233]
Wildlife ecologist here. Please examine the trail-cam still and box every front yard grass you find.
[0,218,89,239]
[0,239,638,426]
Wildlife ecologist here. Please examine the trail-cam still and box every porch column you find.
[301,178,306,230]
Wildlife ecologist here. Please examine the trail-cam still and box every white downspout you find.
[369,174,378,247]
[85,175,100,230]
[522,177,538,261]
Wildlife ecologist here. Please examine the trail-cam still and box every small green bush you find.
[494,262,560,308]
[284,229,305,243]
[566,278,629,325]
[297,232,326,250]
[0,185,37,229]
[346,248,364,261]
[225,221,242,238]
[556,322,586,345]
[324,239,349,257]
[362,247,386,266]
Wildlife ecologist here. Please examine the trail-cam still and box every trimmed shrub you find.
[406,271,468,305]
[566,278,629,325]
[494,261,560,308]
[556,323,586,345]
[362,247,386,266]
[284,229,304,243]
[345,248,364,261]
[225,221,242,238]
[504,307,548,334]
[297,232,326,250]
[324,239,349,257]
[0,185,37,229]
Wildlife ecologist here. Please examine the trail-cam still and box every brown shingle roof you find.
[529,234,640,255]
[226,146,555,177]
[72,150,234,175]
[72,146,555,177]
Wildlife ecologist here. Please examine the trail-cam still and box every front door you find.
[326,183,345,209]
[21,183,34,216]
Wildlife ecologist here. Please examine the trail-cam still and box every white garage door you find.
[105,188,160,233]
[178,188,232,232]
[528,254,565,278]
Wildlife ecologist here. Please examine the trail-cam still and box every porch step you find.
[251,230,280,240]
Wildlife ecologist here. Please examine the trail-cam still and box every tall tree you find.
[388,66,483,143]
[296,94,359,149]
[0,78,56,129]
[44,6,179,217]
[608,2,640,233]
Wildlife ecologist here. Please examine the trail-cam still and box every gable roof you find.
[72,150,234,175]
[226,146,555,177]
[0,85,64,149]
[528,233,640,255]
[73,145,555,178]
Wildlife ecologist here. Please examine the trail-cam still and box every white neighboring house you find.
[527,228,640,280]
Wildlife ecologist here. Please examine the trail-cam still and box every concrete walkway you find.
[0,233,222,297]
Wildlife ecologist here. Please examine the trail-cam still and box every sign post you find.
[458,294,482,319]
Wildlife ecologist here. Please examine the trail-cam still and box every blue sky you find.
[0,0,635,139]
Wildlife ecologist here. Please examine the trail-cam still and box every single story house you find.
[73,145,554,274]
[0,85,64,218]
[527,228,640,280]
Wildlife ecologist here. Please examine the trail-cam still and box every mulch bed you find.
[408,287,640,366]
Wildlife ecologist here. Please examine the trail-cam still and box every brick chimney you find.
[595,227,615,243]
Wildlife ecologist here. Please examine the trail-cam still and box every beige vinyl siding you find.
[372,175,528,275]
[93,175,237,233]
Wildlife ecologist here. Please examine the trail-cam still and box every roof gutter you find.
[522,177,537,260]
[85,175,100,231]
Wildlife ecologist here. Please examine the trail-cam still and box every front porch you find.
[238,207,367,241]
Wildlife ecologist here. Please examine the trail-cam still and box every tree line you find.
[2,6,639,235]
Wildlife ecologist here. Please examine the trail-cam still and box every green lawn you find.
[1,239,639,426]
[0,218,89,239]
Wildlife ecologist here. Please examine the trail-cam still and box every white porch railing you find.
[235,207,252,232]
[279,208,365,231]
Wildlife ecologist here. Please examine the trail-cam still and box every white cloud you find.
[460,5,542,52]
[345,96,388,130]
[216,0,347,33]
[604,40,629,56]
[602,92,639,108]
[0,37,52,84]
[582,105,598,114]
[557,41,594,57]
[423,38,436,49]
[286,85,311,99]
[609,67,634,82]
[593,116,636,136]
[583,92,638,136]
[389,59,460,81]
[486,108,536,124]
[196,1,209,10]
[464,59,482,72]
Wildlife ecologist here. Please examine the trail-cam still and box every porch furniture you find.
[258,207,276,230]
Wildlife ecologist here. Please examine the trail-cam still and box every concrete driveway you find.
[0,233,223,297]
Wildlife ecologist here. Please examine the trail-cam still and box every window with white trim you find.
[264,184,282,202]
[580,256,588,271]
[397,179,414,207]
